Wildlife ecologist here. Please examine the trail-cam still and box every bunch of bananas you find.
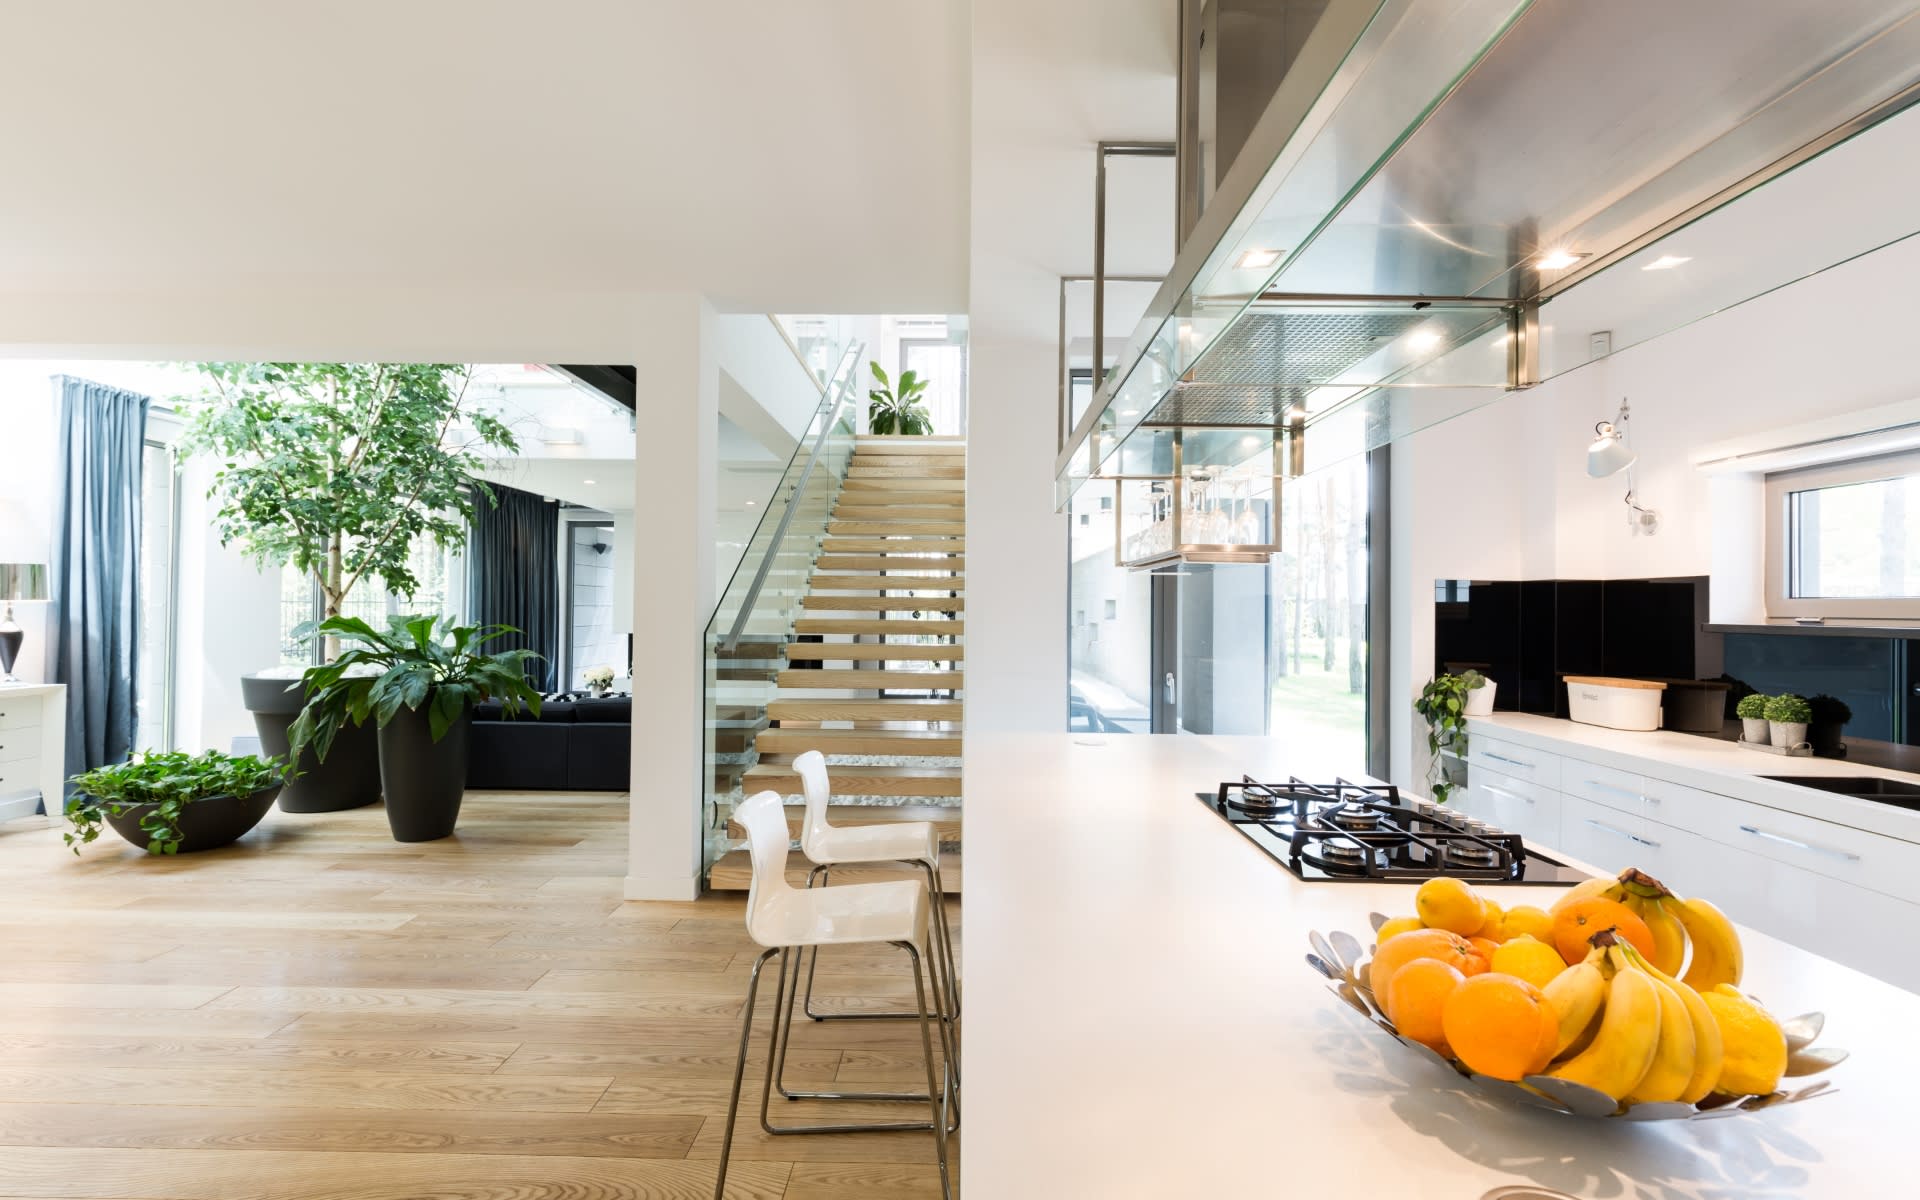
[1550,868,1743,990]
[1541,933,1734,1103]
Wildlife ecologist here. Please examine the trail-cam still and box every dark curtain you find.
[49,376,149,792]
[468,484,559,690]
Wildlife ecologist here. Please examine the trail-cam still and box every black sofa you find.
[468,693,631,791]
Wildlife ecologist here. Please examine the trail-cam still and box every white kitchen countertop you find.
[963,732,1920,1199]
[1468,713,1920,846]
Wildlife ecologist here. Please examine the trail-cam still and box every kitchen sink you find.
[1761,774,1920,811]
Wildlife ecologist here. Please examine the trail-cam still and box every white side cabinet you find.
[0,684,67,826]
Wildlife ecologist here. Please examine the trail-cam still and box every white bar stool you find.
[791,750,961,1021]
[712,789,956,1200]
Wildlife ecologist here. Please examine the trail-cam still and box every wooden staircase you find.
[709,434,965,890]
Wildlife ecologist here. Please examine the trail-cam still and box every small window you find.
[1103,598,1117,620]
[1767,450,1920,620]
[1079,512,1090,526]
[1098,495,1114,512]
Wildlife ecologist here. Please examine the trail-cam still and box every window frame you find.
[1765,448,1920,621]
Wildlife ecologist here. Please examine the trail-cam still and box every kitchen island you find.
[963,732,1918,1199]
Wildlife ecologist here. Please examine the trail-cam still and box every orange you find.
[1385,957,1465,1052]
[1415,877,1488,935]
[1368,928,1482,1000]
[1441,972,1559,1081]
[1489,935,1566,989]
[1499,904,1554,943]
[1472,899,1507,941]
[1467,937,1501,972]
[1551,897,1655,965]
[1375,915,1423,945]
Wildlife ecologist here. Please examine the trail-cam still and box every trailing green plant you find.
[1763,693,1812,724]
[866,362,934,435]
[289,614,544,763]
[1413,670,1486,804]
[64,750,285,856]
[175,362,517,660]
[1735,693,1770,721]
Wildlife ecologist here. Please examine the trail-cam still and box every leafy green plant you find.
[289,614,544,763]
[64,750,284,856]
[1735,693,1770,721]
[1413,670,1486,804]
[175,363,517,659]
[866,362,933,435]
[1763,693,1812,724]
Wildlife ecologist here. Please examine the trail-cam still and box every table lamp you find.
[0,563,48,682]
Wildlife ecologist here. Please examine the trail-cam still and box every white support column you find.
[626,293,718,901]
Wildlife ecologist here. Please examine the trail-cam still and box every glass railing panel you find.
[700,342,864,883]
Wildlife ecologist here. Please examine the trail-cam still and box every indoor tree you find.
[176,362,516,659]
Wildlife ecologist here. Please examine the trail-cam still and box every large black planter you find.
[377,703,473,842]
[241,674,381,813]
[103,785,282,853]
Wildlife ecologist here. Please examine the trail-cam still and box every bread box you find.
[1564,675,1665,731]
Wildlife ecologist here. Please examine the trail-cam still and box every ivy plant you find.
[174,362,518,659]
[866,362,934,435]
[64,750,285,856]
[1412,670,1487,804]
[289,614,544,763]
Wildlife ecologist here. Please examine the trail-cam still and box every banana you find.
[1546,947,1662,1102]
[1620,948,1696,1104]
[1631,951,1724,1103]
[1668,894,1744,990]
[1617,870,1688,975]
[1550,875,1620,915]
[1542,950,1608,1058]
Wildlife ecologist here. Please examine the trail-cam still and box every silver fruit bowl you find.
[1303,916,1847,1121]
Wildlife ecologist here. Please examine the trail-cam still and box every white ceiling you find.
[0,1,970,314]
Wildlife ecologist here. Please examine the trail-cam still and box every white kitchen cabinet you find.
[0,685,66,826]
[1562,758,1656,817]
[1466,735,1560,790]
[1463,764,1561,849]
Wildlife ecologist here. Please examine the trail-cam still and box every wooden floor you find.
[0,794,957,1199]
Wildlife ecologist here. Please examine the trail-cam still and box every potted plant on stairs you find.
[866,362,934,435]
[175,362,517,814]
[290,614,543,842]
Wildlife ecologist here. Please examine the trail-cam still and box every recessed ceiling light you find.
[1642,255,1692,271]
[1535,248,1586,271]
[745,499,756,507]
[582,479,596,485]
[1408,329,1444,351]
[1235,247,1283,271]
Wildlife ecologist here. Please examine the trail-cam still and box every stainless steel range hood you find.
[1058,0,1920,506]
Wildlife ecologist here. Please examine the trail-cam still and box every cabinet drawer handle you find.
[1584,817,1661,849]
[1482,784,1534,805]
[1584,779,1648,804]
[1737,824,1861,863]
[1482,751,1534,769]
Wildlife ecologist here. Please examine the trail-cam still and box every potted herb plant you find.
[1808,694,1852,757]
[290,615,543,842]
[1413,670,1486,804]
[64,750,285,856]
[1764,693,1812,751]
[1736,692,1771,745]
[175,362,517,814]
[866,362,934,435]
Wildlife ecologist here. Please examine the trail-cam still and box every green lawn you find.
[1271,656,1367,766]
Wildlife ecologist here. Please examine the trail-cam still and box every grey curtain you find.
[468,484,559,690]
[49,376,150,793]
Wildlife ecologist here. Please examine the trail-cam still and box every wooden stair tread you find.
[846,466,966,480]
[709,849,960,891]
[856,435,964,448]
[815,555,965,572]
[756,728,962,756]
[793,617,963,636]
[776,669,963,689]
[831,506,966,521]
[800,595,964,612]
[804,575,966,591]
[820,538,965,554]
[744,763,964,797]
[840,478,964,492]
[725,804,962,840]
[834,491,964,506]
[827,520,967,536]
[848,456,968,470]
[781,644,963,662]
[768,698,963,720]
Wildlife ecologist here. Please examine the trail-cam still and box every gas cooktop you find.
[1198,776,1589,885]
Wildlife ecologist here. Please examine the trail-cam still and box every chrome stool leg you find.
[775,934,960,1117]
[803,861,960,1025]
[711,947,779,1200]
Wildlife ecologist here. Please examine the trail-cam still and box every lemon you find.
[1415,877,1487,936]
[1488,935,1565,989]
[1500,904,1555,944]
[1472,899,1507,941]
[1702,984,1788,1096]
[1376,915,1423,945]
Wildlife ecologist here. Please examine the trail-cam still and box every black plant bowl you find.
[101,784,282,854]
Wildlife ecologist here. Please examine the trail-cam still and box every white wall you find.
[1389,232,1920,790]
[966,0,1176,737]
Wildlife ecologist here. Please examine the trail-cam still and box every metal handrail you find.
[721,341,863,651]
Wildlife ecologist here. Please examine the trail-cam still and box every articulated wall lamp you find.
[1587,398,1658,535]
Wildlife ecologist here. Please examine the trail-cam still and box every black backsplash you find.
[1721,633,1909,743]
[1434,578,1712,719]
